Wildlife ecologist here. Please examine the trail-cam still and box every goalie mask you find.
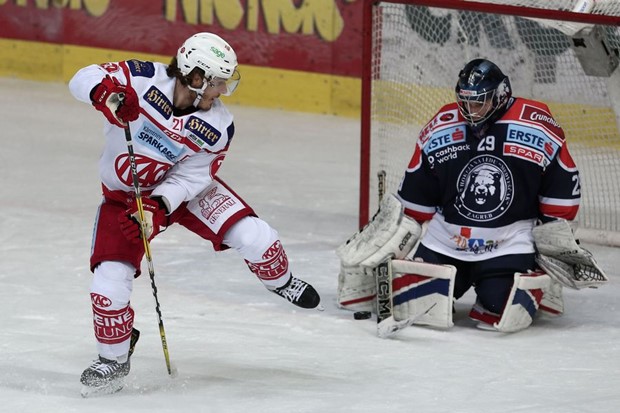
[177,32,241,97]
[455,59,511,133]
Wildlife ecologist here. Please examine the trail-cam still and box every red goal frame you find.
[359,0,620,227]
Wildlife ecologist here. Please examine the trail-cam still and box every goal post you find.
[360,0,620,246]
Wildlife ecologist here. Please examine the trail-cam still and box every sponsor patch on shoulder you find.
[127,60,155,78]
[185,116,222,147]
[519,104,563,139]
[143,86,173,120]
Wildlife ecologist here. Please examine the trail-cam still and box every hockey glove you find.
[119,197,168,243]
[91,75,140,128]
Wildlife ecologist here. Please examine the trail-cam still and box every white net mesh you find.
[364,0,620,245]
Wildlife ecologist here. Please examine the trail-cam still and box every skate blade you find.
[80,379,125,398]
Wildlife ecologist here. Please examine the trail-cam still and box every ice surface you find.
[0,78,618,412]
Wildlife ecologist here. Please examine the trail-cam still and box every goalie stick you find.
[377,169,387,204]
[123,121,175,377]
[374,260,437,339]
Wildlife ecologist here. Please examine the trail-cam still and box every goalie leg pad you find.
[470,270,550,333]
[337,264,375,312]
[389,260,456,329]
[539,279,564,316]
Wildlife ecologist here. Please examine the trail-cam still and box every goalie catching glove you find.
[336,194,422,310]
[533,219,608,289]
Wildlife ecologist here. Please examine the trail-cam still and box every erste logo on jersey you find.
[505,124,558,166]
[454,155,514,222]
[186,117,222,147]
[144,86,173,119]
[424,125,467,153]
[127,60,155,78]
[136,121,184,162]
[424,125,470,166]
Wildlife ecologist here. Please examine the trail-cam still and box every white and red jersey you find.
[397,98,581,261]
[69,60,233,212]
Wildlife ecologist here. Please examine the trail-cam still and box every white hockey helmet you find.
[177,32,240,96]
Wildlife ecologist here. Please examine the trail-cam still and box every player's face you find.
[187,72,226,110]
[466,99,494,122]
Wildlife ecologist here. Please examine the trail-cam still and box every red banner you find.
[0,0,363,77]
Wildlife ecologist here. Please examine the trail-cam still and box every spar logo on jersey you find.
[186,117,222,146]
[127,60,155,78]
[115,154,171,188]
[144,86,173,119]
[503,143,547,167]
[506,124,559,162]
[454,155,514,222]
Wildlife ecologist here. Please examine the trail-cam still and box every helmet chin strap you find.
[188,83,207,107]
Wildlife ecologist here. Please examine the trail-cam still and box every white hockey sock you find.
[91,261,135,361]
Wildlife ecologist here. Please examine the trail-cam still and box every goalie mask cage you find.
[360,0,620,246]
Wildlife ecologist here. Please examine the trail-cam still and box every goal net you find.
[361,0,620,245]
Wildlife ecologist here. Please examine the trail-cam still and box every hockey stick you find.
[377,170,387,204]
[123,122,174,376]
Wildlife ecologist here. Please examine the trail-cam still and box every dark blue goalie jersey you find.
[397,98,580,261]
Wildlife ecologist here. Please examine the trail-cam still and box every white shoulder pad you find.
[336,194,422,268]
[533,219,608,289]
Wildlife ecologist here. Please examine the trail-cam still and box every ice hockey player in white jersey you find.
[337,59,607,338]
[69,32,321,396]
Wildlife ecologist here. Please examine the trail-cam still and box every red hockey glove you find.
[91,75,140,128]
[118,197,168,243]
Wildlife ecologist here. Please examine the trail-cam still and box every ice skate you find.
[80,328,140,397]
[80,356,131,397]
[272,276,321,309]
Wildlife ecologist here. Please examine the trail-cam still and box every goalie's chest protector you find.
[415,99,569,228]
[99,60,233,193]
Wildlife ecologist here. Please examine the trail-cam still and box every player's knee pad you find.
[225,216,290,289]
[91,261,136,357]
[224,216,277,258]
[91,261,135,308]
[469,270,550,333]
